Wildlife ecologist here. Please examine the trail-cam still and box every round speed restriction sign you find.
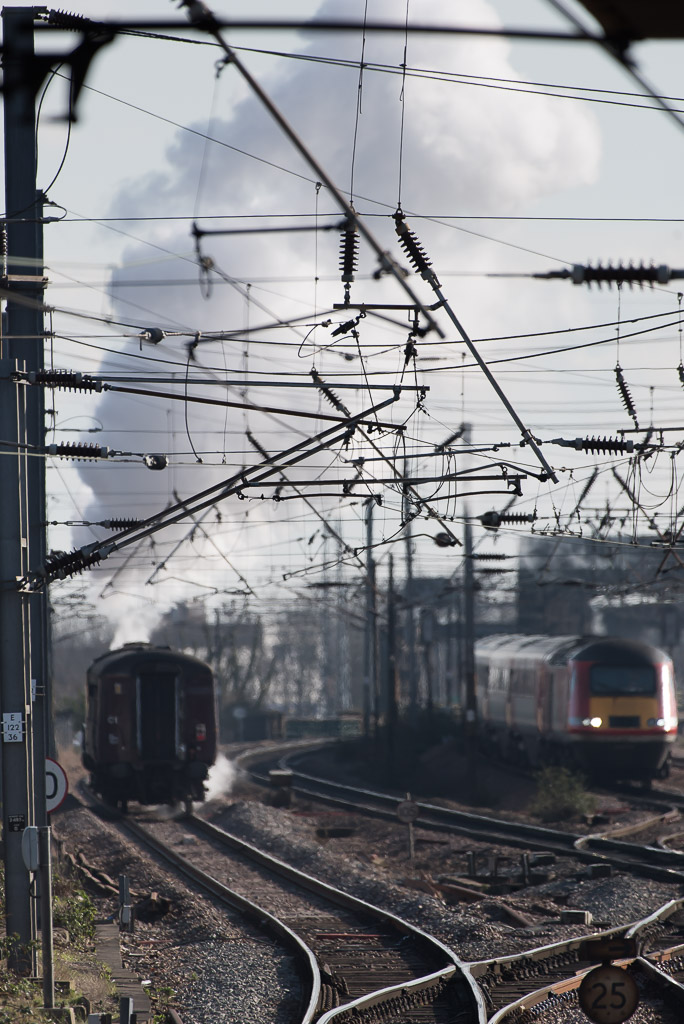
[578,964,639,1024]
[45,758,69,814]
[396,799,419,824]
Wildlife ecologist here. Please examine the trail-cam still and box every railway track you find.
[466,898,684,1021]
[240,748,684,884]
[231,746,684,1020]
[132,806,684,1023]
[74,761,684,1024]
[80,784,485,1023]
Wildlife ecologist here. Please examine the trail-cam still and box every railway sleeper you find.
[322,978,449,1022]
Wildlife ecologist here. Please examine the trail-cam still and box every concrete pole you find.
[2,6,49,975]
[403,463,419,719]
[363,501,373,738]
[463,509,478,799]
[0,351,33,971]
[38,827,54,1007]
[460,423,478,797]
[385,555,398,777]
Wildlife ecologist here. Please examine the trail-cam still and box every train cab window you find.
[590,665,656,695]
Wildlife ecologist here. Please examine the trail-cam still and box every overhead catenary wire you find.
[172,2,558,485]
[32,5,684,608]
[22,390,402,588]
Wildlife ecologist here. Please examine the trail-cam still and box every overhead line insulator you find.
[13,369,103,393]
[46,442,111,460]
[615,365,639,429]
[98,519,141,531]
[393,210,441,288]
[540,263,684,288]
[550,436,635,455]
[338,218,359,304]
[479,510,536,530]
[46,9,96,30]
[310,368,351,417]
[435,426,464,452]
[42,543,112,584]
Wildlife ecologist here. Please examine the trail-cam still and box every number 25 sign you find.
[578,964,639,1024]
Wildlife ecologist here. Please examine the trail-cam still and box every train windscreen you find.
[589,665,656,695]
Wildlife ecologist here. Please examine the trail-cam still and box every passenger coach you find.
[82,643,218,810]
[475,634,678,783]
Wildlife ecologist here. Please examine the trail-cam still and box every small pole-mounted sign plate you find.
[2,712,24,742]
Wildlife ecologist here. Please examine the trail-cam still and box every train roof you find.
[87,643,213,677]
[475,634,579,662]
[569,636,671,665]
[475,633,671,666]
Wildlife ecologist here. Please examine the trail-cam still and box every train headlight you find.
[647,717,665,727]
[582,717,603,728]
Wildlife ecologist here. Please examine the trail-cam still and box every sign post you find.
[396,794,420,863]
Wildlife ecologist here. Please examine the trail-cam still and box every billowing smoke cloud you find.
[72,0,601,634]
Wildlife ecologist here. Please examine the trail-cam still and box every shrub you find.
[530,766,596,822]
[52,883,96,943]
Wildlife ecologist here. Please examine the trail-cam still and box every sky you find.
[5,0,684,643]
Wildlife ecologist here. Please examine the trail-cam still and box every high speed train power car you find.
[82,643,218,810]
[475,634,678,783]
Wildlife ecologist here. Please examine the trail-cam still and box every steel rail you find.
[487,956,684,1022]
[237,750,684,881]
[189,814,488,1023]
[469,926,630,1022]
[468,901,684,1021]
[660,831,684,850]
[75,779,321,1022]
[315,965,457,1024]
[486,957,628,1023]
[108,812,323,1024]
[625,897,684,940]
[235,749,684,1017]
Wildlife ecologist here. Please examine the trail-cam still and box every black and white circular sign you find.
[578,964,639,1024]
[45,758,68,813]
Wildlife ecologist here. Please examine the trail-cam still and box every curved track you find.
[79,783,485,1023]
[468,901,684,1021]
[235,745,684,1020]
[242,746,684,883]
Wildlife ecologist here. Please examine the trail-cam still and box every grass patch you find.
[147,983,176,1023]
[530,766,597,822]
[0,866,117,1023]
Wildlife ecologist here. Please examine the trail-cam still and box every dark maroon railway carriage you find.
[83,643,218,810]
